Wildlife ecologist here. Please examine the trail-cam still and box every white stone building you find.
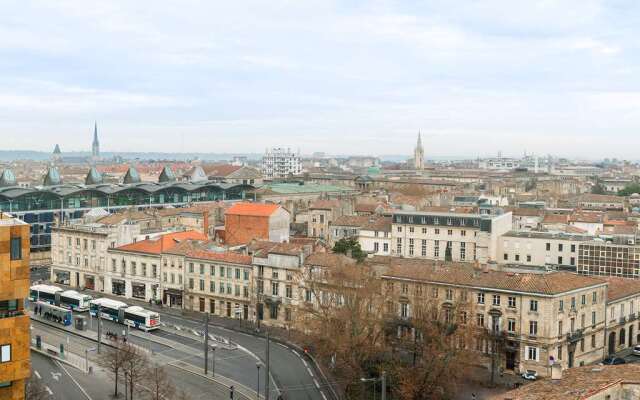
[261,147,302,180]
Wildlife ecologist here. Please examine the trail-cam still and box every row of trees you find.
[295,259,478,400]
[98,342,191,400]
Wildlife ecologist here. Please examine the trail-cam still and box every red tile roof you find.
[113,230,208,255]
[225,202,280,217]
[602,276,640,302]
[166,240,252,265]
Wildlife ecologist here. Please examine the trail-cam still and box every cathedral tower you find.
[413,131,424,170]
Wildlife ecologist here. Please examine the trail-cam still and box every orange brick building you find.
[224,203,290,245]
[0,213,30,400]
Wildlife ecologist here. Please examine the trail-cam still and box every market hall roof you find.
[0,180,255,200]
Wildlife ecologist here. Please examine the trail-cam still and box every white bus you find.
[123,306,161,332]
[59,290,93,312]
[29,284,63,304]
[89,298,128,322]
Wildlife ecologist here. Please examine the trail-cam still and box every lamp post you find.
[256,362,262,400]
[85,347,96,374]
[211,344,217,377]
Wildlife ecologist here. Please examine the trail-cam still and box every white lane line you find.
[306,367,314,377]
[292,350,300,357]
[302,358,308,367]
[34,370,41,379]
[276,343,288,349]
[45,386,53,395]
[321,391,328,400]
[313,379,320,389]
[55,360,93,400]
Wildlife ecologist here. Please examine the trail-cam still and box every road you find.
[31,350,94,400]
[31,283,329,400]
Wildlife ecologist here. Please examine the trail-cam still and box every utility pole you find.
[381,371,386,400]
[97,305,102,354]
[264,331,270,400]
[204,313,209,375]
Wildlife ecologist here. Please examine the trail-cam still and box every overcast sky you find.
[1,1,639,158]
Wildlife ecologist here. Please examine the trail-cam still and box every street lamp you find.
[256,362,263,400]
[85,347,97,374]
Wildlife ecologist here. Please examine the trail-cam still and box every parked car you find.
[600,357,626,365]
[521,370,538,380]
[633,345,640,356]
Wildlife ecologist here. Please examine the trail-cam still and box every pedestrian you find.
[471,393,476,400]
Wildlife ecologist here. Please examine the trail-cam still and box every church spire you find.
[413,130,424,170]
[92,121,100,159]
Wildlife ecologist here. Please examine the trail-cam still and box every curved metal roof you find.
[0,169,16,187]
[0,180,254,200]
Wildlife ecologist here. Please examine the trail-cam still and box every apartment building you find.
[249,241,313,328]
[106,231,207,305]
[308,200,343,240]
[0,214,30,399]
[391,210,512,263]
[379,259,608,377]
[261,147,302,180]
[329,215,370,244]
[577,240,640,279]
[603,277,640,355]
[50,221,140,290]
[358,216,392,256]
[498,231,593,268]
[578,194,625,211]
[172,241,253,320]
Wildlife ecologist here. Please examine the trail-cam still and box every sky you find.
[1,0,639,159]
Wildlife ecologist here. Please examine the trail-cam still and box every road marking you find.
[292,349,300,357]
[276,343,288,349]
[34,370,41,379]
[302,359,308,367]
[306,367,314,377]
[55,360,94,400]
[321,391,328,400]
[45,386,53,395]
[51,372,61,381]
[313,379,320,389]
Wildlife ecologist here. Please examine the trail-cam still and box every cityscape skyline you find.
[2,1,639,158]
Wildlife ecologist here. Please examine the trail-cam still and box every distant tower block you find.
[92,121,100,159]
[413,131,424,170]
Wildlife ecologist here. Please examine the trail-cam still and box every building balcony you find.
[566,329,584,343]
[619,316,627,324]
[630,313,638,322]
[257,293,282,305]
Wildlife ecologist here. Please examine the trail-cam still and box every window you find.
[219,266,225,277]
[272,282,279,296]
[546,243,551,251]
[527,255,532,262]
[558,256,563,265]
[477,292,485,304]
[581,294,586,305]
[402,284,408,294]
[492,295,501,306]
[396,238,402,254]
[461,230,466,237]
[210,281,215,292]
[432,288,439,298]
[515,254,520,262]
[0,344,10,363]
[409,227,414,234]
[558,345,563,360]
[9,238,21,260]
[508,296,516,308]
[571,244,576,253]
[421,228,427,234]
[397,226,402,233]
[558,244,563,251]
[529,321,538,336]
[592,292,597,304]
[200,264,205,275]
[526,346,539,361]
[503,253,508,261]
[446,288,453,300]
[244,270,250,281]
[460,242,466,260]
[434,240,440,257]
[447,229,453,236]
[558,320,563,335]
[200,279,205,291]
[530,300,538,312]
[421,240,427,257]
[571,297,576,310]
[272,271,279,280]
[434,228,440,235]
[409,238,414,256]
[189,278,194,290]
[592,311,596,327]
[476,314,484,327]
[383,243,389,252]
[211,265,216,276]
[235,268,241,279]
[591,334,596,349]
[374,242,379,252]
[507,318,516,333]
[286,285,292,298]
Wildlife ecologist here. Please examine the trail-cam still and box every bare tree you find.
[144,366,176,400]
[98,342,129,397]
[174,390,193,400]
[25,378,48,400]
[120,343,149,400]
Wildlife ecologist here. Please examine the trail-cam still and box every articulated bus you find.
[59,290,93,312]
[123,306,160,332]
[89,298,128,322]
[37,301,72,326]
[89,299,160,332]
[29,284,62,304]
[29,285,93,311]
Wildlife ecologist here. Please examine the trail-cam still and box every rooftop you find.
[225,202,281,217]
[379,259,606,296]
[493,364,640,400]
[111,230,208,255]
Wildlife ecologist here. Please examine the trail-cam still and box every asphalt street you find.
[31,350,94,400]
